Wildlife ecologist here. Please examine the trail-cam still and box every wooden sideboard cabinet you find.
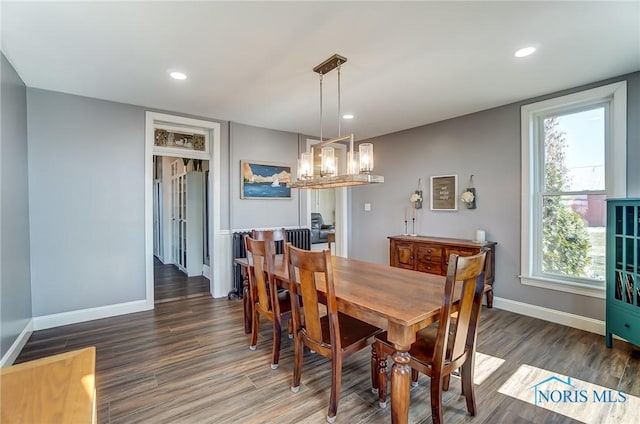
[389,235,497,308]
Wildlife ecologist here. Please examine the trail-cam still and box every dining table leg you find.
[390,344,412,424]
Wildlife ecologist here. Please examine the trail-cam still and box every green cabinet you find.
[606,198,640,348]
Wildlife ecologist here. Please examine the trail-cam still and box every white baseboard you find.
[0,319,34,367]
[33,299,153,331]
[492,296,605,335]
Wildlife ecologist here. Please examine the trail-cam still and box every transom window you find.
[521,82,627,296]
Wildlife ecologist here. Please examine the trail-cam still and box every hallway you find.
[154,257,210,303]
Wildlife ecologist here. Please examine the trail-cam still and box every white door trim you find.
[145,112,221,305]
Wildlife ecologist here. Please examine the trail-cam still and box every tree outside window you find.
[540,109,606,282]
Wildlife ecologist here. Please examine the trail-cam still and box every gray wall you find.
[230,122,301,229]
[26,89,230,316]
[350,72,640,321]
[1,54,32,357]
[11,65,638,327]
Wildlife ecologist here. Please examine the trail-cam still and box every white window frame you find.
[521,81,627,298]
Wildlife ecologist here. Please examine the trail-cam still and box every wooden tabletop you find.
[1,347,96,424]
[236,255,453,331]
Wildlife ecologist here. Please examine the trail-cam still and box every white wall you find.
[1,54,33,360]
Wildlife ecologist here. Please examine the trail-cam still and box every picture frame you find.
[241,160,292,199]
[153,124,210,158]
[430,174,458,211]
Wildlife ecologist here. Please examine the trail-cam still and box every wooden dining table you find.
[235,253,466,424]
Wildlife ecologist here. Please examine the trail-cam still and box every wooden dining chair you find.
[244,235,292,370]
[372,250,487,424]
[251,227,286,252]
[252,227,296,335]
[286,243,382,423]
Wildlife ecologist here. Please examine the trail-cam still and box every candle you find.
[475,230,486,242]
[413,207,416,220]
[404,206,407,221]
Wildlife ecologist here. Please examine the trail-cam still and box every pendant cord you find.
[319,73,323,142]
[337,63,341,137]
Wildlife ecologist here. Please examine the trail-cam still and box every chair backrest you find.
[244,235,278,316]
[286,243,340,354]
[433,250,487,370]
[252,228,286,253]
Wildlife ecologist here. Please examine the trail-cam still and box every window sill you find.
[520,275,605,299]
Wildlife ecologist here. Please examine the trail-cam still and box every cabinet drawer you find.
[416,246,442,262]
[416,261,444,274]
[607,303,640,346]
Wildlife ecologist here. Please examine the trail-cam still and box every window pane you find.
[541,194,606,281]
[544,107,605,192]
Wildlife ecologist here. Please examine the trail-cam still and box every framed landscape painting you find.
[241,160,292,199]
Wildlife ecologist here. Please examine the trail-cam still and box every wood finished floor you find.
[15,297,640,424]
[154,257,210,304]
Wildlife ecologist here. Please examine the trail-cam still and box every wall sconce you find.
[461,175,477,209]
[411,178,423,209]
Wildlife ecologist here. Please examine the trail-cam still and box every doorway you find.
[145,112,222,308]
[310,188,336,252]
[153,155,210,303]
[305,138,348,257]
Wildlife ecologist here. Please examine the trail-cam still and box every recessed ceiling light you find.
[343,114,354,120]
[514,47,536,58]
[169,71,187,80]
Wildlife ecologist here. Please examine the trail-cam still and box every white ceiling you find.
[2,1,639,140]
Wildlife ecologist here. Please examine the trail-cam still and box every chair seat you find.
[318,313,381,351]
[275,290,293,315]
[375,325,438,366]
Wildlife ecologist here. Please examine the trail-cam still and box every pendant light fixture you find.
[289,54,384,189]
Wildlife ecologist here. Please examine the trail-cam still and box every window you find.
[521,82,627,297]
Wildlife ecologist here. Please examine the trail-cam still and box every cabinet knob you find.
[410,256,414,260]
[624,323,630,328]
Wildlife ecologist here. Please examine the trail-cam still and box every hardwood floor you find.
[154,257,210,303]
[15,297,640,423]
